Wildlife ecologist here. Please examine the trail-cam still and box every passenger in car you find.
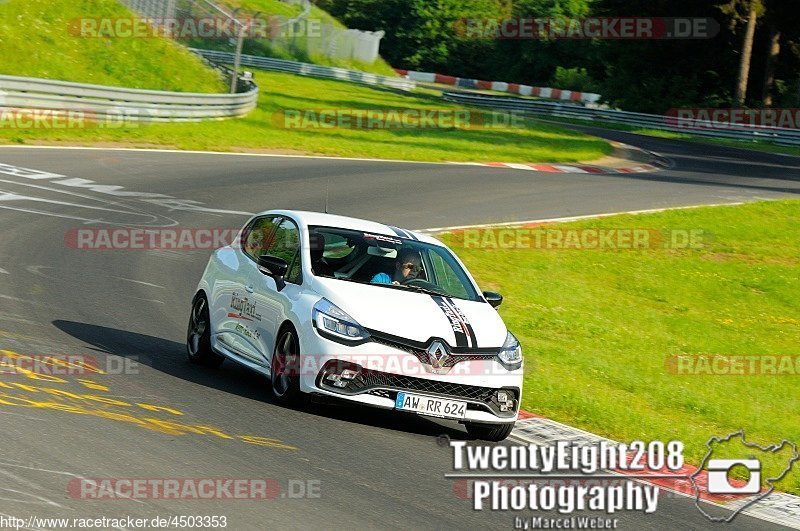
[309,232,335,277]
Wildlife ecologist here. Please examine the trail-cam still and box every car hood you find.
[311,277,507,349]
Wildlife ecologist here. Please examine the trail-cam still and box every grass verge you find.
[0,0,225,92]
[440,200,800,493]
[0,70,612,163]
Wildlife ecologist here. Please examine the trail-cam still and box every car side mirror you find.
[483,291,503,308]
[257,255,289,279]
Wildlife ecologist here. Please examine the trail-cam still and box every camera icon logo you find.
[707,458,761,494]
[691,431,799,523]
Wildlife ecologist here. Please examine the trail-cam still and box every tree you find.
[719,0,765,105]
[757,0,800,107]
[316,0,507,74]
[760,23,779,106]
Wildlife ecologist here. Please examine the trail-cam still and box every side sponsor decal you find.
[235,322,261,340]
[229,291,261,321]
[363,232,403,245]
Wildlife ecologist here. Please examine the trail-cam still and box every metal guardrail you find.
[193,48,416,91]
[443,92,800,147]
[398,69,601,103]
[0,73,258,122]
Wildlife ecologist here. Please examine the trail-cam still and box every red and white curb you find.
[454,142,670,174]
[511,412,800,528]
[456,161,661,174]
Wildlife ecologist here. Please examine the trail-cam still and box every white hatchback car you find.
[187,210,523,441]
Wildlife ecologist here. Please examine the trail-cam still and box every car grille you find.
[368,333,498,369]
[355,371,498,401]
[368,389,393,399]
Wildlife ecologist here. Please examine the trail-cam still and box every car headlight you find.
[497,331,522,370]
[312,298,370,342]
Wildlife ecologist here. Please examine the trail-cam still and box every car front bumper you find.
[296,326,523,424]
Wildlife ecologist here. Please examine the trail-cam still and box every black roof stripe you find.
[387,226,407,238]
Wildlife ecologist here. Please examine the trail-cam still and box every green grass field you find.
[0,0,225,92]
[441,200,800,493]
[0,69,612,163]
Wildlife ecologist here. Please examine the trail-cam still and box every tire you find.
[465,422,515,442]
[186,294,224,368]
[270,325,303,406]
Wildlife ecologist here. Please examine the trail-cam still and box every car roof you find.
[257,209,442,246]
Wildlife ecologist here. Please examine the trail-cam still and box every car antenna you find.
[324,178,330,214]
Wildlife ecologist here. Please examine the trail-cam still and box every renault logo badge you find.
[427,340,451,369]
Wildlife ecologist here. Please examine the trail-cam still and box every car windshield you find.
[308,226,481,302]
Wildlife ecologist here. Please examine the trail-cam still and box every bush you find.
[550,66,597,93]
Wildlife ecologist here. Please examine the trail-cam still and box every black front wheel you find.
[186,295,224,367]
[270,327,303,406]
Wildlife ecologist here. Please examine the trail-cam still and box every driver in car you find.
[371,249,423,285]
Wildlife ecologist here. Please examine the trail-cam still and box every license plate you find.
[395,392,467,419]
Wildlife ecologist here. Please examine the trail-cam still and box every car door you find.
[244,216,304,367]
[214,215,279,364]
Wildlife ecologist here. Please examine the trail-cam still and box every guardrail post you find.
[231,24,247,94]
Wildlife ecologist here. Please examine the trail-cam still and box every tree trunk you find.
[761,26,780,106]
[734,1,759,105]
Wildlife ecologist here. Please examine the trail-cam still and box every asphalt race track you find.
[0,129,798,529]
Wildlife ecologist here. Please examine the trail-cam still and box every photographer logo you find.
[707,459,761,494]
[691,430,798,522]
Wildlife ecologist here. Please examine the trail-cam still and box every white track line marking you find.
[123,296,165,304]
[0,145,469,166]
[418,201,751,233]
[0,294,36,304]
[0,268,7,274]
[115,277,165,288]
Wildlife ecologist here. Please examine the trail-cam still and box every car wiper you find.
[406,285,445,296]
[388,283,448,297]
